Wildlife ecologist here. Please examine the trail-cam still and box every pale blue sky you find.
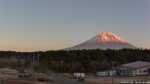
[0,0,149,51]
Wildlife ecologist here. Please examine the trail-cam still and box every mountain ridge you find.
[65,32,136,50]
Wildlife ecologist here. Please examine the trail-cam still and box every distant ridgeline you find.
[0,49,150,72]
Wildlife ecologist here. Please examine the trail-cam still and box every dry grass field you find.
[85,76,150,84]
[0,75,150,84]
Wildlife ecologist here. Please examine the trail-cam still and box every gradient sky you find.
[0,0,149,51]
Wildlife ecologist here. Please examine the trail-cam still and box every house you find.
[116,61,150,76]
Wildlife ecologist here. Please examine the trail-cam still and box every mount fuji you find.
[65,32,136,50]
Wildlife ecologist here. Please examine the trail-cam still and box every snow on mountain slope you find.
[65,32,136,50]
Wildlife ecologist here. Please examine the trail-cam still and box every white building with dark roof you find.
[116,61,150,76]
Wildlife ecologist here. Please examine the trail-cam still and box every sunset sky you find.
[0,0,150,51]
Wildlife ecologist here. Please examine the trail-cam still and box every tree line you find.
[0,49,149,73]
[39,49,150,73]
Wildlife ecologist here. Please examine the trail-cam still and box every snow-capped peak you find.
[64,32,136,50]
[96,32,128,43]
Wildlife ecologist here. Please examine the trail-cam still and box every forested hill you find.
[0,49,150,73]
[39,49,150,72]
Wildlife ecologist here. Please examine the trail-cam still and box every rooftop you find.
[121,61,150,69]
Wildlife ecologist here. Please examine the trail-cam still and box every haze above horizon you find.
[0,0,150,51]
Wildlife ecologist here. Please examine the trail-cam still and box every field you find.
[85,76,150,84]
[0,73,150,84]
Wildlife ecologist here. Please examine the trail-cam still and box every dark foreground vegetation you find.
[39,49,150,73]
[0,49,150,73]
